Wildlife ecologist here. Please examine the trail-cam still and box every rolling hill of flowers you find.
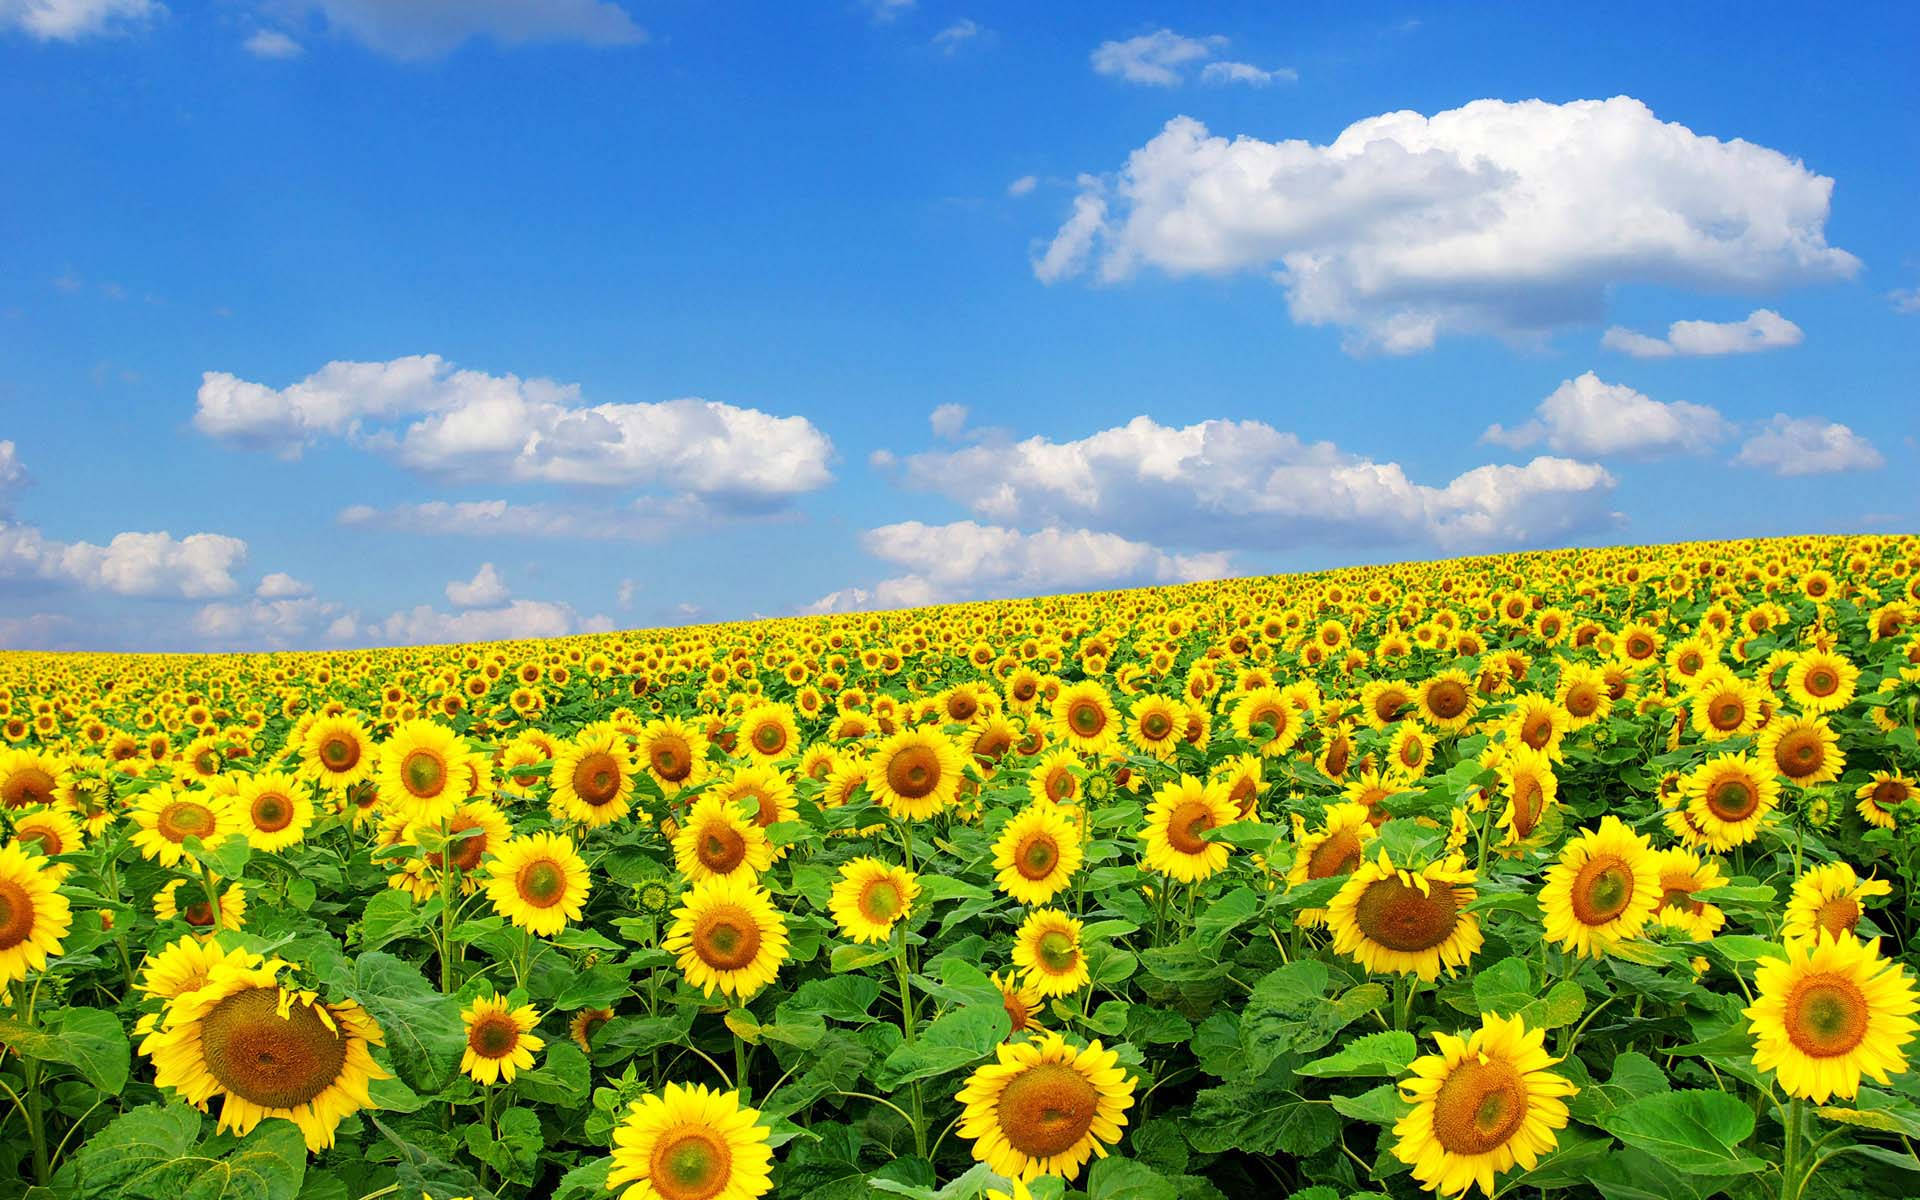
[1,533,1918,1200]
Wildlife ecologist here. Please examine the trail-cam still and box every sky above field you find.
[1,2,1916,651]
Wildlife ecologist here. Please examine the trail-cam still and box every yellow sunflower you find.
[1416,670,1480,732]
[711,763,797,846]
[10,805,84,860]
[1785,650,1859,714]
[1492,746,1557,845]
[143,950,388,1150]
[1391,1012,1576,1196]
[461,994,545,1085]
[1856,770,1913,830]
[638,716,710,797]
[1539,817,1660,959]
[1505,695,1566,759]
[0,842,72,983]
[1011,908,1088,998]
[954,1032,1135,1182]
[136,934,240,1003]
[827,856,919,943]
[130,784,240,868]
[1782,862,1892,943]
[992,802,1083,906]
[1745,932,1919,1102]
[156,877,248,933]
[0,748,66,811]
[607,1082,774,1200]
[1139,774,1236,883]
[1232,686,1305,757]
[993,969,1049,1037]
[1689,672,1761,741]
[376,718,473,825]
[1682,754,1779,850]
[1026,748,1081,807]
[663,874,789,1000]
[1124,694,1184,761]
[738,702,799,762]
[395,797,513,899]
[672,793,774,884]
[234,770,314,852]
[1553,663,1611,730]
[1326,851,1482,980]
[1051,682,1119,754]
[300,713,375,794]
[571,1006,614,1052]
[1649,848,1728,940]
[551,725,637,827]
[867,728,964,820]
[485,832,592,936]
[1757,713,1844,787]
[1286,801,1378,926]
[1211,753,1266,820]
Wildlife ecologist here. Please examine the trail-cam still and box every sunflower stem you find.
[892,924,928,1158]
[200,863,225,936]
[1780,1095,1805,1200]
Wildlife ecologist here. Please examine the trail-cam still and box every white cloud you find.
[338,495,721,541]
[194,596,343,648]
[255,571,312,598]
[616,578,637,609]
[367,599,607,645]
[1735,416,1884,477]
[0,0,159,41]
[891,415,1620,553]
[862,0,913,24]
[0,440,25,512]
[1007,175,1038,197]
[806,520,1233,613]
[1036,99,1858,352]
[446,562,509,608]
[0,522,248,598]
[197,355,834,506]
[243,28,302,57]
[1602,308,1803,358]
[1890,288,1920,315]
[930,403,969,439]
[285,0,644,60]
[1482,372,1729,457]
[932,18,978,53]
[1091,29,1225,86]
[1199,60,1294,87]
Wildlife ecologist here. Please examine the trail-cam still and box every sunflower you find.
[828,856,919,943]
[1343,767,1407,825]
[1689,672,1761,741]
[10,805,83,860]
[1326,851,1482,980]
[1856,770,1913,830]
[738,703,799,762]
[1286,800,1378,922]
[551,725,637,827]
[1011,908,1088,998]
[1745,932,1919,1103]
[136,934,240,1003]
[1232,687,1304,758]
[1782,862,1892,943]
[1211,753,1266,820]
[376,718,473,825]
[607,1082,774,1200]
[638,716,710,797]
[1757,713,1844,787]
[1682,754,1780,850]
[571,1006,615,1052]
[672,794,774,884]
[664,875,789,1000]
[0,843,72,983]
[130,784,240,868]
[993,969,1048,1037]
[1786,650,1859,714]
[992,802,1083,906]
[1552,663,1611,729]
[409,797,512,886]
[485,832,592,936]
[156,877,248,932]
[711,763,797,843]
[234,771,313,852]
[300,713,374,794]
[1492,746,1557,845]
[461,994,545,1085]
[143,950,388,1150]
[0,748,65,810]
[1391,1012,1576,1197]
[1416,670,1480,732]
[1026,748,1081,807]
[1051,682,1119,754]
[955,1032,1135,1183]
[1389,724,1433,777]
[1650,849,1728,940]
[867,728,964,820]
[1539,817,1660,959]
[1139,775,1236,883]
[1124,694,1184,761]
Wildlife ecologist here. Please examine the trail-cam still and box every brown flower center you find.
[199,986,350,1110]
[468,1012,521,1058]
[1814,896,1861,939]
[319,735,360,771]
[696,823,747,874]
[647,1127,733,1200]
[571,751,623,806]
[515,857,568,908]
[1785,974,1870,1058]
[693,905,762,971]
[1431,1057,1529,1155]
[1352,875,1461,952]
[1165,800,1216,856]
[1427,681,1469,720]
[400,748,447,799]
[1569,853,1635,926]
[886,745,941,800]
[996,1062,1100,1158]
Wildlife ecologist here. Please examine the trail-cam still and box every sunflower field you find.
[2,534,1920,1200]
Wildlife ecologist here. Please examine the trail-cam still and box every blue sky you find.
[1,1,1915,651]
